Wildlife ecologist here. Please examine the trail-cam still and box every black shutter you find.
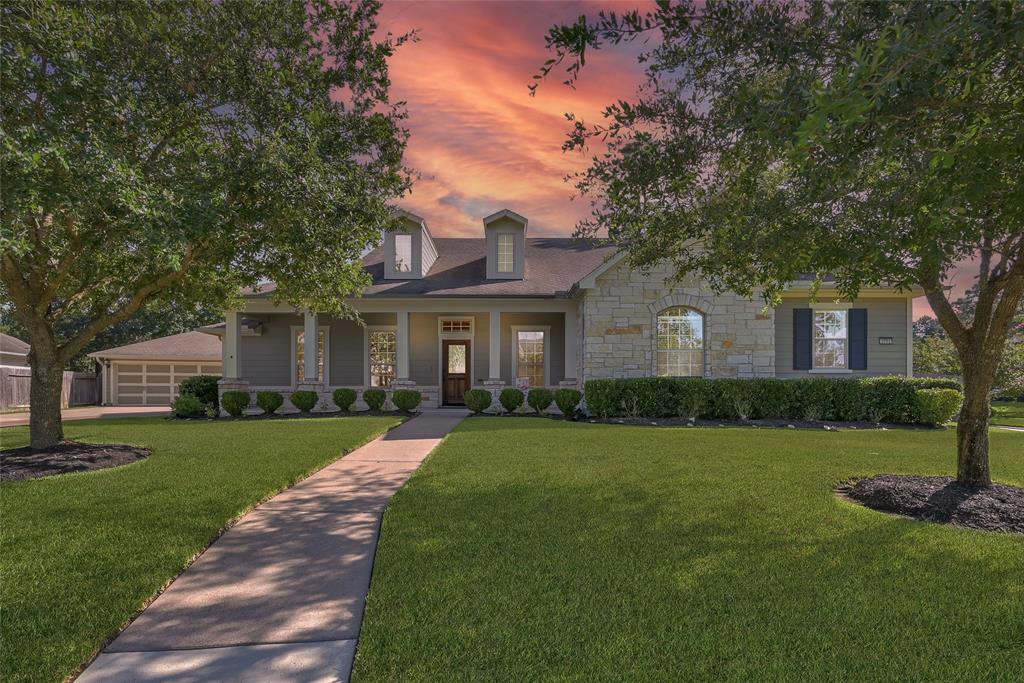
[793,308,812,370]
[849,308,868,370]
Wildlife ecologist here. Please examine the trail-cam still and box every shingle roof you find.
[87,331,221,361]
[0,333,30,356]
[244,238,618,299]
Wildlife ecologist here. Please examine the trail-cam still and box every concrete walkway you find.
[0,405,170,428]
[78,409,468,683]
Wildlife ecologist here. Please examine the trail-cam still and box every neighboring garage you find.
[89,331,222,406]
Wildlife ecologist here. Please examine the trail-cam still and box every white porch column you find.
[563,307,577,383]
[396,310,410,380]
[489,310,501,379]
[223,311,242,379]
[303,310,319,382]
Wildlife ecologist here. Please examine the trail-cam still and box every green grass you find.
[992,402,1024,427]
[0,416,399,683]
[355,420,1024,682]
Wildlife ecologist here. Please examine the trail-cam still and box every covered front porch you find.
[219,298,579,410]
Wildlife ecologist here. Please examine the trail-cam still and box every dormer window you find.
[384,210,437,279]
[497,233,515,273]
[394,234,413,273]
[484,209,527,280]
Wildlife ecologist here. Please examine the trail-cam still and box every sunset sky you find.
[377,0,966,317]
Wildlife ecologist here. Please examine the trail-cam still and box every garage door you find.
[114,362,223,406]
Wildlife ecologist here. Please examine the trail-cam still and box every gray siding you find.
[775,298,910,378]
[409,313,490,386]
[239,313,300,386]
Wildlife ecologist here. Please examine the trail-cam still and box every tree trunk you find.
[29,357,65,450]
[950,350,999,489]
[956,365,991,487]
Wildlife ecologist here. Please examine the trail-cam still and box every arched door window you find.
[656,307,705,376]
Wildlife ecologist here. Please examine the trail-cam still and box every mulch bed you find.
[0,441,150,482]
[839,475,1024,534]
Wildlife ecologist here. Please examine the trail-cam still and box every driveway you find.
[0,405,170,428]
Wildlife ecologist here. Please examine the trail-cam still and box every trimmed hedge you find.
[290,390,318,413]
[333,388,357,412]
[583,376,961,425]
[553,388,581,416]
[171,393,205,418]
[499,388,525,413]
[256,391,284,415]
[178,374,219,406]
[916,388,963,425]
[527,388,554,414]
[392,389,422,413]
[464,389,492,414]
[363,388,387,412]
[221,391,250,417]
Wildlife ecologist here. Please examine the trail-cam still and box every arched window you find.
[656,307,705,377]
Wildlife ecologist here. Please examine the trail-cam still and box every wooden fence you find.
[0,367,98,412]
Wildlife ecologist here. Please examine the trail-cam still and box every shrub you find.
[499,387,525,413]
[256,391,284,415]
[584,379,623,418]
[749,378,790,419]
[178,374,220,406]
[392,389,422,413]
[221,391,250,417]
[916,388,963,425]
[621,378,675,418]
[526,387,554,414]
[332,388,357,412]
[553,388,581,416]
[171,393,205,418]
[363,388,387,412]
[788,378,835,421]
[711,379,749,419]
[671,378,708,419]
[290,390,318,413]
[831,379,866,422]
[464,388,492,414]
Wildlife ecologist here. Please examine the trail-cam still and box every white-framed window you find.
[497,233,515,273]
[394,233,413,273]
[367,328,397,387]
[512,326,549,387]
[656,307,704,377]
[440,318,473,333]
[291,326,328,384]
[813,309,848,369]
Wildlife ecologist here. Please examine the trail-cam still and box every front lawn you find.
[992,402,1024,427]
[355,420,1024,681]
[0,416,399,683]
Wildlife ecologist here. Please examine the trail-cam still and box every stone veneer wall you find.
[580,262,775,381]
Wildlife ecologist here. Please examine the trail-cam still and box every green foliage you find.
[256,391,284,415]
[220,391,250,417]
[178,375,220,407]
[526,388,554,414]
[1,0,410,445]
[392,389,422,413]
[464,389,493,414]
[363,388,387,412]
[333,388,358,412]
[915,389,964,426]
[583,377,961,425]
[171,393,205,418]
[499,388,525,414]
[553,388,581,416]
[583,380,622,418]
[290,390,318,414]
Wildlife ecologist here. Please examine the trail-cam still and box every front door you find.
[442,339,470,405]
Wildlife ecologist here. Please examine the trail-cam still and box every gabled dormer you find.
[484,209,527,280]
[384,209,437,279]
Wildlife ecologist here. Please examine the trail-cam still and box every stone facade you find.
[580,261,775,381]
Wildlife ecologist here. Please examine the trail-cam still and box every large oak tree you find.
[1,0,410,448]
[537,0,1023,486]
